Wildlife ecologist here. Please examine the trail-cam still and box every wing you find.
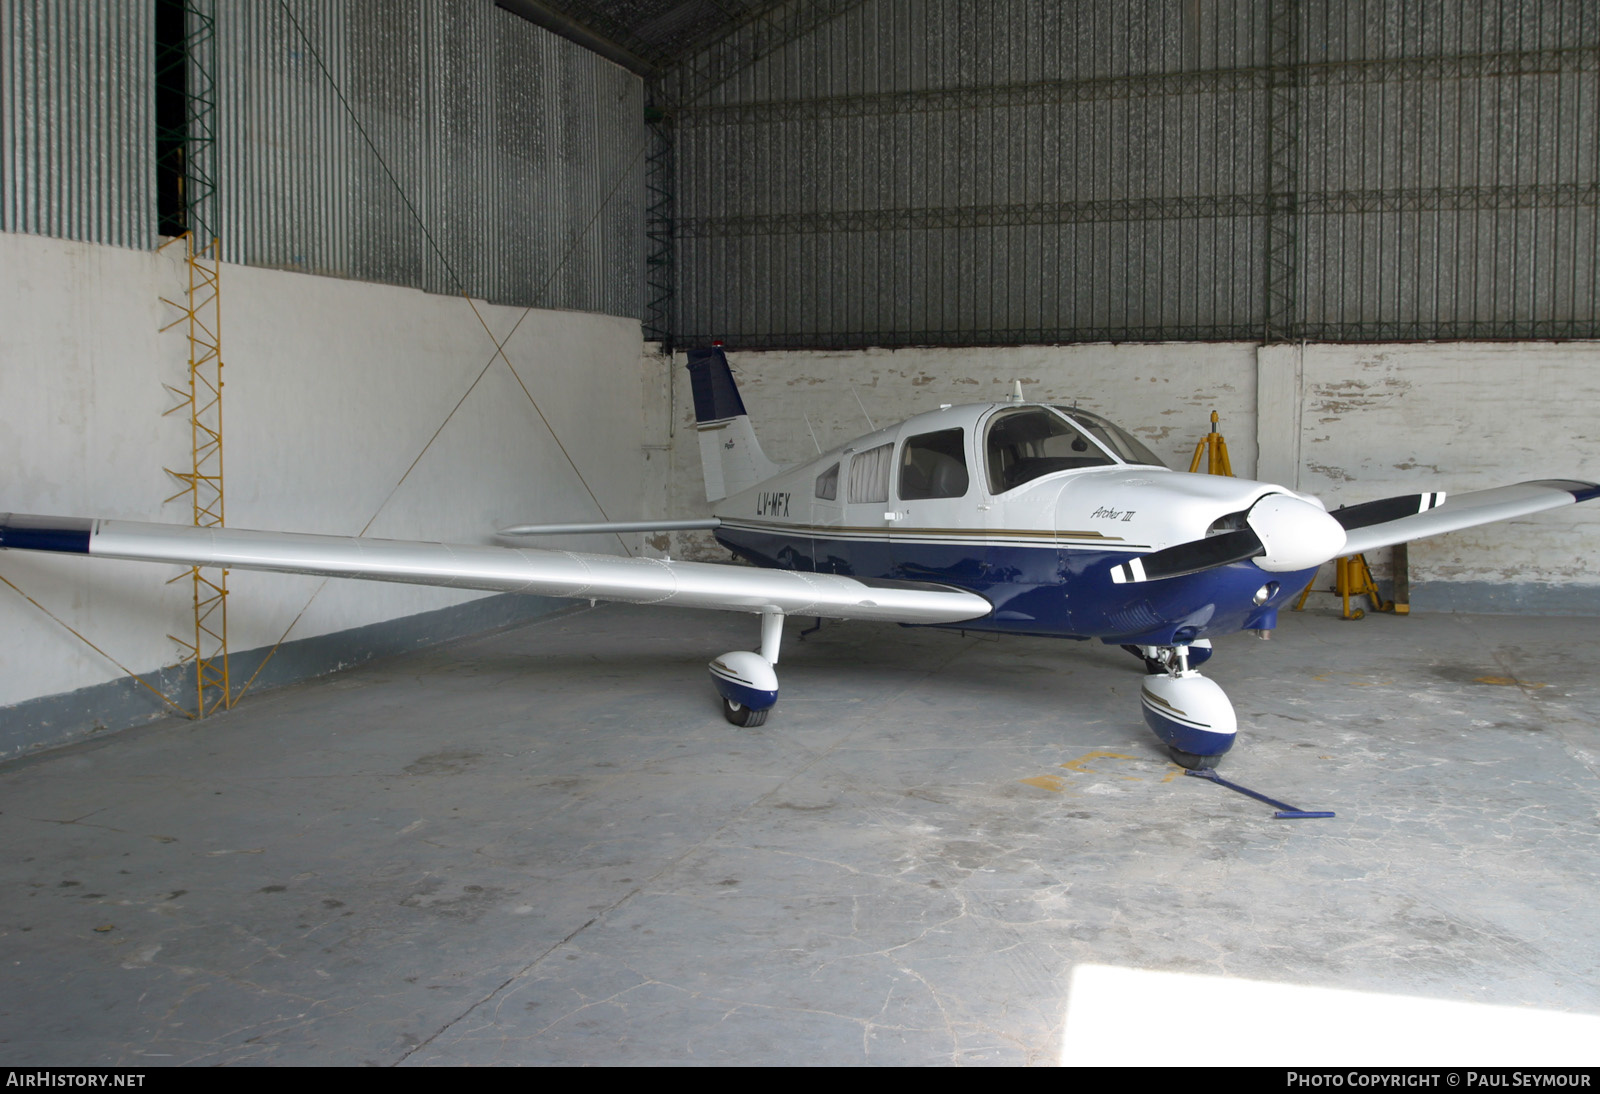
[0,513,991,625]
[1338,479,1600,557]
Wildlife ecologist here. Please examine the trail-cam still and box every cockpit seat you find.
[902,451,969,500]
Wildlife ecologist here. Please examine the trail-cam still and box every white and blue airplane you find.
[4,347,1596,767]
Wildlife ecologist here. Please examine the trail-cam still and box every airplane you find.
[3,346,1596,768]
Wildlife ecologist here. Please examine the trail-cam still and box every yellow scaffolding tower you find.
[159,232,231,716]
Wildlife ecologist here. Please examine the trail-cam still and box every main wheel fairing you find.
[708,651,778,712]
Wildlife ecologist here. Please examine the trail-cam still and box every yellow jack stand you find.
[1188,410,1235,477]
[1293,554,1395,621]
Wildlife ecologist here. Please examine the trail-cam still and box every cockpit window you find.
[899,428,969,500]
[1053,407,1168,468]
[984,407,1113,493]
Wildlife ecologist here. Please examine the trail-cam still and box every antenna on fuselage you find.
[803,412,822,455]
[850,386,876,431]
[1009,380,1025,403]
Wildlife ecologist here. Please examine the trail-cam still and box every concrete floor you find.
[3,601,1599,1066]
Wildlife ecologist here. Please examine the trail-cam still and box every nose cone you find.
[1247,494,1346,572]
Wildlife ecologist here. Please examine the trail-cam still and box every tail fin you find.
[686,346,782,502]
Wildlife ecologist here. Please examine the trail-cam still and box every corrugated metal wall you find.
[2,0,642,320]
[671,0,1600,348]
[1,0,156,250]
[214,0,643,316]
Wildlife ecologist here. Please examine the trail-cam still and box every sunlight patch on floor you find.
[1061,964,1600,1066]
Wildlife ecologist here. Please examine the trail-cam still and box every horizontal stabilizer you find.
[498,518,721,537]
[0,513,992,626]
[1339,479,1599,556]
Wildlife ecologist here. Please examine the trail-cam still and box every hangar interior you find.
[2,0,1598,1066]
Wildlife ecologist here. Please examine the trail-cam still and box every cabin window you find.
[984,408,1113,493]
[815,462,839,500]
[898,428,968,500]
[848,443,893,503]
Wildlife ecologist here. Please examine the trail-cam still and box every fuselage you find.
[710,402,1317,647]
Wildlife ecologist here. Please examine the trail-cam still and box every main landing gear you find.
[710,612,784,727]
[1130,641,1236,768]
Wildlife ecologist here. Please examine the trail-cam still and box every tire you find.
[722,697,769,728]
[1168,746,1219,770]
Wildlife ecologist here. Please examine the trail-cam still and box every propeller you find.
[1110,493,1346,584]
[1109,491,1449,585]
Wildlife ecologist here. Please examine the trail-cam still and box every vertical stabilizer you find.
[686,347,782,502]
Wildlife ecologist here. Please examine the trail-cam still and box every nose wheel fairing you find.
[1140,669,1238,765]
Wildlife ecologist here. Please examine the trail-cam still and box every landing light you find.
[1253,581,1279,606]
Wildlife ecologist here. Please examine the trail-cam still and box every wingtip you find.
[1526,479,1600,504]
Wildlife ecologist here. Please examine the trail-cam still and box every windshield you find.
[1053,407,1168,468]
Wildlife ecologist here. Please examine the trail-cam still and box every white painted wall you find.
[0,231,645,710]
[657,341,1600,596]
[1286,342,1600,588]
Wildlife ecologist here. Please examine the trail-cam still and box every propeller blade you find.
[1330,492,1445,532]
[1110,528,1262,584]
